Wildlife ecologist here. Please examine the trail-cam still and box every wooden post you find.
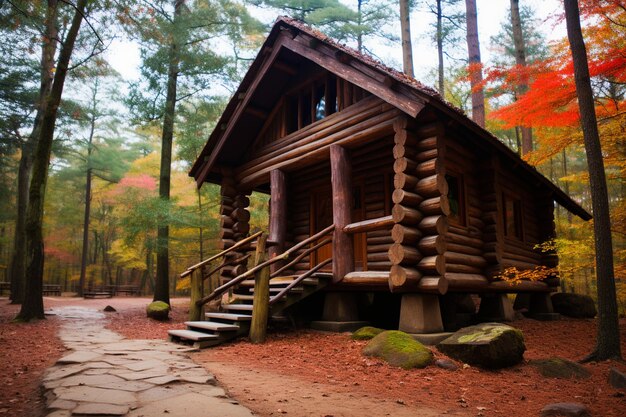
[330,144,354,282]
[269,169,287,274]
[250,235,269,343]
[189,270,203,321]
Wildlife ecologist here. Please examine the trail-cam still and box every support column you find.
[269,169,287,274]
[330,144,353,282]
[398,294,444,333]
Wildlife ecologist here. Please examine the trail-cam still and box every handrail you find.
[196,224,335,307]
[269,258,332,305]
[180,231,262,278]
[343,215,394,234]
[270,238,332,278]
[202,253,251,282]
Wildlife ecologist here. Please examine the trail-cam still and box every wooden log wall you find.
[218,172,251,284]
[441,138,488,287]
[388,117,448,293]
[496,167,552,275]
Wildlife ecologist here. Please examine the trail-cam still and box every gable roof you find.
[190,17,591,221]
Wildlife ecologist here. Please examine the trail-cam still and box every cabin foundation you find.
[398,294,444,333]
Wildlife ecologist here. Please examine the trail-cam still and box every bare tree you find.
[510,0,532,155]
[399,0,414,77]
[464,0,485,127]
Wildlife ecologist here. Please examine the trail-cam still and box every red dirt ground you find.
[1,296,625,417]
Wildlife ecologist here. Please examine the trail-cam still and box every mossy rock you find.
[437,323,525,369]
[551,293,596,318]
[363,330,433,369]
[530,357,591,379]
[146,301,170,321]
[352,326,384,340]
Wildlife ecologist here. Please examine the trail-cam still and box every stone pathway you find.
[43,306,255,417]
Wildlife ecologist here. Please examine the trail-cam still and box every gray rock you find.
[435,359,459,371]
[608,367,626,389]
[363,330,433,369]
[540,402,591,417]
[551,293,597,318]
[530,357,591,379]
[437,323,525,369]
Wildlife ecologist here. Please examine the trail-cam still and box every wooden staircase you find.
[168,272,332,349]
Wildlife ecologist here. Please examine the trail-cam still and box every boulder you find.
[435,358,459,371]
[103,305,116,312]
[146,301,170,321]
[608,367,626,389]
[363,330,433,369]
[551,293,596,318]
[352,326,384,340]
[530,357,591,379]
[437,323,525,369]
[540,402,591,417]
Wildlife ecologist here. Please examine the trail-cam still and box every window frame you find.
[445,171,467,227]
[502,192,524,241]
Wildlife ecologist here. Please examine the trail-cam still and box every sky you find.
[105,0,567,87]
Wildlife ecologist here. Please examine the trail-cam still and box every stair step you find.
[168,329,219,342]
[223,304,253,312]
[251,287,303,294]
[205,312,252,321]
[313,272,333,280]
[184,321,239,332]
[231,294,255,301]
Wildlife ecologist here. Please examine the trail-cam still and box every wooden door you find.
[311,187,333,270]
[310,184,366,271]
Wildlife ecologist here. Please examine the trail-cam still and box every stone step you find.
[223,304,253,312]
[205,312,252,322]
[184,321,240,332]
[168,329,219,342]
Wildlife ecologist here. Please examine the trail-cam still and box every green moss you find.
[146,301,170,321]
[352,326,384,340]
[363,330,433,369]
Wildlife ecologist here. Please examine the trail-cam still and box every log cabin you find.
[186,17,591,336]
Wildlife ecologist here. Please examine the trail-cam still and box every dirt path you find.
[200,359,464,417]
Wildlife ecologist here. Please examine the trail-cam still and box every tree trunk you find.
[16,0,87,321]
[465,0,485,127]
[399,0,414,77]
[510,0,532,154]
[9,0,58,304]
[564,0,621,361]
[436,0,444,96]
[155,0,184,305]
[357,0,363,53]
[78,83,98,296]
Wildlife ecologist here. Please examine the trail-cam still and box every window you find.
[314,84,326,121]
[446,173,466,225]
[503,194,523,240]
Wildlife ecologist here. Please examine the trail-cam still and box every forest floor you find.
[1,296,625,417]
